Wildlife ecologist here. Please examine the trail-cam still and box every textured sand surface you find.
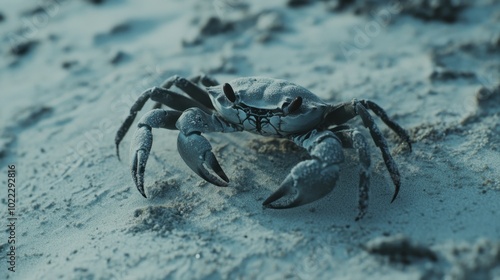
[1,0,499,279]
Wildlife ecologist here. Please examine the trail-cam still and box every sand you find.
[1,0,499,279]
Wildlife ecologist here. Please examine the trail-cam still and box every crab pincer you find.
[262,130,344,210]
[177,132,229,187]
[263,159,341,209]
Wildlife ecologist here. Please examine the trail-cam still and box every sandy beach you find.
[1,0,499,279]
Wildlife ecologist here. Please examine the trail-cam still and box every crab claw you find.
[130,125,153,198]
[177,132,229,186]
[263,160,339,209]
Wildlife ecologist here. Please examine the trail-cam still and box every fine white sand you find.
[1,0,499,279]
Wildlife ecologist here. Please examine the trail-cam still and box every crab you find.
[115,75,411,220]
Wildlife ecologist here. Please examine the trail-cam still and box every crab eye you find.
[284,96,302,114]
[223,83,236,102]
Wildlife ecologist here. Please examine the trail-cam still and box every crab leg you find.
[115,86,211,160]
[332,128,371,221]
[189,74,220,87]
[324,99,410,202]
[129,109,182,197]
[160,75,215,110]
[263,130,344,209]
[359,100,411,151]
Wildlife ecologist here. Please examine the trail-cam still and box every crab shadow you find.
[205,132,403,228]
[124,121,438,247]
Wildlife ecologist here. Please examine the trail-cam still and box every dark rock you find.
[403,0,467,23]
[14,105,53,127]
[429,68,475,81]
[287,0,312,8]
[83,0,106,4]
[10,40,38,56]
[199,17,234,36]
[62,60,78,69]
[110,51,129,65]
[364,235,438,264]
[476,85,500,106]
[110,23,131,35]
[322,0,466,23]
[322,0,355,12]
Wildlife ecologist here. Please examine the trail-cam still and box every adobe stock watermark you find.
[340,1,403,61]
[47,65,167,186]
[7,0,72,53]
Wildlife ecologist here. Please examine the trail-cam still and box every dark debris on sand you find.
[83,0,106,5]
[318,0,467,23]
[287,0,314,8]
[403,0,467,23]
[364,235,438,264]
[10,40,39,56]
[476,84,500,108]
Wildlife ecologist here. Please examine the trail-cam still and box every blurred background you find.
[1,0,499,279]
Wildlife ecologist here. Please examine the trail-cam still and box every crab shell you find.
[206,77,329,136]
